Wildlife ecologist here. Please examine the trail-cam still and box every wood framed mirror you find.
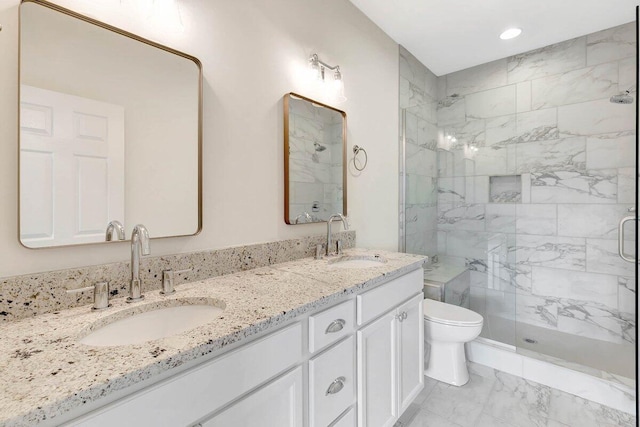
[284,93,347,225]
[19,0,202,248]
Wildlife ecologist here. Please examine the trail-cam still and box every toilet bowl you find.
[423,299,483,386]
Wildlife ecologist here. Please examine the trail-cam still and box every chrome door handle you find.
[396,312,407,322]
[326,376,346,395]
[618,215,636,263]
[325,319,346,334]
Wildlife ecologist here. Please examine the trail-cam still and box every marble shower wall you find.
[436,23,637,349]
[288,98,344,223]
[400,46,439,256]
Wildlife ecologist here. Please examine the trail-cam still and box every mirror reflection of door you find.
[20,85,125,247]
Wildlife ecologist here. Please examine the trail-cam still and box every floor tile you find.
[406,409,464,427]
[547,389,636,427]
[483,371,551,427]
[422,373,496,427]
[412,364,636,427]
[474,413,518,427]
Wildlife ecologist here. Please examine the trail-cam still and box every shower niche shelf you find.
[489,175,521,203]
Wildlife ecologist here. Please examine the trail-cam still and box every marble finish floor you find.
[406,363,636,427]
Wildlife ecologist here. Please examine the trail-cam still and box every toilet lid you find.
[423,299,483,326]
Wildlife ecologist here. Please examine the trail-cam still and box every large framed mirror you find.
[19,0,202,248]
[284,93,347,225]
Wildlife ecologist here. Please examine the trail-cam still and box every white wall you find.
[0,0,399,276]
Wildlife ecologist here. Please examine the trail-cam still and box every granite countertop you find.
[0,248,425,426]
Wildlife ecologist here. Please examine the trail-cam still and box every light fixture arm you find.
[309,53,343,82]
[309,53,341,73]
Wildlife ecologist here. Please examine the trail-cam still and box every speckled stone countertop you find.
[0,248,425,426]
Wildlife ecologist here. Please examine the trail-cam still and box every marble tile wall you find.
[288,99,344,223]
[435,22,637,355]
[400,46,439,257]
[0,230,356,322]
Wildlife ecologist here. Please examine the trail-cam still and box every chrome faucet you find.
[326,213,349,256]
[105,220,125,241]
[128,224,150,303]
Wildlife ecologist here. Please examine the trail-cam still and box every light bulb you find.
[327,68,347,104]
[500,28,522,40]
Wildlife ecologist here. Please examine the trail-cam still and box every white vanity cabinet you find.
[63,266,424,427]
[356,268,424,427]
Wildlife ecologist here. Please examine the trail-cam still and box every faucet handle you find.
[93,282,110,310]
[66,282,110,310]
[161,268,192,295]
[315,244,324,260]
[336,239,343,255]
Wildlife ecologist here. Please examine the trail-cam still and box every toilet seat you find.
[423,299,483,327]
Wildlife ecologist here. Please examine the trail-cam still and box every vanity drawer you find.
[309,336,356,427]
[309,299,355,353]
[357,268,423,325]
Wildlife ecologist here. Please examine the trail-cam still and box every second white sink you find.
[328,255,387,269]
[79,302,224,347]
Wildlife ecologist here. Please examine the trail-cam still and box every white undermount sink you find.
[79,300,225,347]
[328,254,387,269]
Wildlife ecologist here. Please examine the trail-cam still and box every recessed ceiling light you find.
[500,28,522,40]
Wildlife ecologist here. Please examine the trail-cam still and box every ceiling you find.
[348,0,638,76]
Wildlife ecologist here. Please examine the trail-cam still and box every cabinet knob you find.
[325,319,346,334]
[396,312,408,322]
[326,376,346,395]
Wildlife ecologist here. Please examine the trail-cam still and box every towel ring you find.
[353,145,368,171]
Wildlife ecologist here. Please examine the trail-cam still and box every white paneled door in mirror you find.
[20,86,125,248]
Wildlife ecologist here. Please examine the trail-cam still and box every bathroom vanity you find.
[0,249,426,427]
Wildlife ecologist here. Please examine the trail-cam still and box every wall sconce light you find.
[308,53,347,104]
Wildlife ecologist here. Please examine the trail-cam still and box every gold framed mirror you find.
[18,0,202,248]
[284,93,347,225]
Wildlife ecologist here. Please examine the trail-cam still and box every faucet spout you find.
[105,220,125,241]
[128,224,150,303]
[326,213,349,256]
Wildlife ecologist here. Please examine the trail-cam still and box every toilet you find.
[423,298,483,386]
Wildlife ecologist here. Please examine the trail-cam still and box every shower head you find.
[313,142,327,152]
[610,90,634,104]
[438,93,461,108]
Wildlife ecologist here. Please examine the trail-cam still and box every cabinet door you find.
[201,367,303,427]
[357,311,397,427]
[397,294,424,414]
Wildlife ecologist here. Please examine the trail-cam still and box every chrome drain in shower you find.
[523,337,538,344]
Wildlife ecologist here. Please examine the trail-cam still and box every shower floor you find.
[480,314,635,384]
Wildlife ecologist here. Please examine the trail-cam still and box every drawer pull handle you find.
[325,319,346,334]
[396,311,408,322]
[326,376,346,395]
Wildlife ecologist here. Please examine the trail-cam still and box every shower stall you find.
[399,21,637,390]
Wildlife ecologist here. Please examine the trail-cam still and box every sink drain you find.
[523,337,538,344]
